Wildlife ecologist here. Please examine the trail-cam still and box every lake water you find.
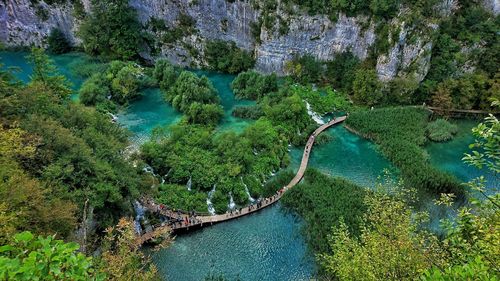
[1,51,490,280]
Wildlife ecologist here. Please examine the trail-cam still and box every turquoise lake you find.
[0,51,489,280]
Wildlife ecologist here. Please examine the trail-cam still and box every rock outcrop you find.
[1,0,497,82]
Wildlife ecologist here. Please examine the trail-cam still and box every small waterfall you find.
[186,177,192,191]
[241,177,255,203]
[142,164,156,176]
[305,101,325,125]
[106,112,118,123]
[228,192,236,210]
[133,200,146,235]
[206,184,216,215]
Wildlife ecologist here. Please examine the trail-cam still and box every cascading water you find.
[142,164,157,176]
[206,184,216,215]
[241,177,255,203]
[106,112,118,123]
[186,177,192,191]
[228,192,236,210]
[133,200,146,235]
[305,101,325,125]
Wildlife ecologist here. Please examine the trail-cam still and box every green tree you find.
[423,100,500,280]
[47,28,71,54]
[320,181,445,280]
[27,48,72,99]
[352,68,383,106]
[79,0,144,60]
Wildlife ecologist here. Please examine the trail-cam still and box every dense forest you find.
[0,0,499,280]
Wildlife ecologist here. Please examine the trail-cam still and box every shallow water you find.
[290,125,394,188]
[153,203,315,281]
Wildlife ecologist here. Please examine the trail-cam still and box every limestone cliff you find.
[1,0,497,82]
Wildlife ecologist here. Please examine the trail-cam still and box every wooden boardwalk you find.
[136,116,347,245]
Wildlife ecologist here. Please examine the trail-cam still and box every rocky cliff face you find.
[1,0,497,82]
[0,0,78,47]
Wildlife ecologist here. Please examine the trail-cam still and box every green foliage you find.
[281,169,367,254]
[352,68,383,106]
[204,40,255,74]
[264,93,312,139]
[231,70,278,100]
[153,59,179,91]
[418,5,498,107]
[430,73,499,110]
[320,182,444,281]
[141,119,289,213]
[1,54,146,234]
[159,12,197,44]
[0,231,101,280]
[80,60,146,106]
[284,54,323,84]
[156,184,208,213]
[163,71,223,125]
[47,28,71,54]
[27,48,72,99]
[325,52,361,93]
[346,107,462,194]
[290,85,351,114]
[426,119,458,142]
[78,0,144,60]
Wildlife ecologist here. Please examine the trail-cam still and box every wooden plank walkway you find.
[136,116,347,245]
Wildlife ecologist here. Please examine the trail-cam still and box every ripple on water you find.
[152,204,315,281]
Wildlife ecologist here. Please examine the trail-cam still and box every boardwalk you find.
[137,116,347,245]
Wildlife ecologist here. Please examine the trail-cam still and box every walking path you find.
[136,116,347,245]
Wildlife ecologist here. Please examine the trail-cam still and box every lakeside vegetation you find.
[1,0,498,279]
[346,107,462,195]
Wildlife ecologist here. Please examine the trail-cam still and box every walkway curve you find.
[136,116,347,245]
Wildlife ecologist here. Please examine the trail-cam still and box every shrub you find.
[78,0,144,60]
[47,28,71,54]
[231,70,278,100]
[426,119,458,142]
[204,40,255,74]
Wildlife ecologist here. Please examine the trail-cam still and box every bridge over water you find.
[137,116,347,245]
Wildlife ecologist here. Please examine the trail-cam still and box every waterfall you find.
[106,112,118,123]
[228,192,236,210]
[241,177,255,203]
[305,101,325,125]
[206,184,216,215]
[186,177,192,191]
[133,200,146,235]
[142,164,156,176]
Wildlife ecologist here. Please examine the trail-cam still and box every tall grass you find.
[346,107,462,195]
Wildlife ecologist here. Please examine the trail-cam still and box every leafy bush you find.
[47,28,71,54]
[204,40,255,74]
[231,70,278,100]
[352,68,383,106]
[284,54,323,84]
[0,232,98,280]
[426,119,458,142]
[346,107,462,194]
[156,184,208,213]
[79,61,146,106]
[78,0,144,60]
